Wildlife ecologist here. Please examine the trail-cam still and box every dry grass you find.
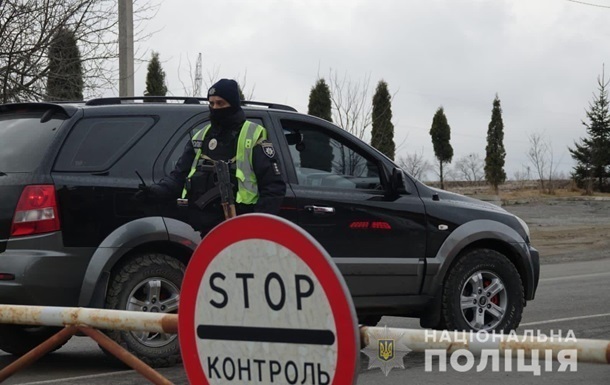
[498,188,607,201]
[438,180,610,203]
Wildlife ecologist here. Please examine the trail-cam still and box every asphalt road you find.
[1,258,609,384]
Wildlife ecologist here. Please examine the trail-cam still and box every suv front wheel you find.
[441,249,524,333]
[104,253,184,367]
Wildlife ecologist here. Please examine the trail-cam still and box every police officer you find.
[137,79,286,233]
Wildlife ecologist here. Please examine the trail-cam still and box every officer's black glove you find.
[133,184,166,203]
[133,187,149,202]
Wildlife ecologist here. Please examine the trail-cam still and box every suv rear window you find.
[0,112,63,172]
[54,116,155,172]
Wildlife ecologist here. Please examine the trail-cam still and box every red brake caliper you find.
[483,279,499,305]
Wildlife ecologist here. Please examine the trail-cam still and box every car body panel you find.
[0,232,92,306]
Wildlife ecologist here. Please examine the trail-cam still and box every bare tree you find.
[526,133,548,191]
[513,169,528,189]
[512,165,532,189]
[397,148,432,180]
[200,65,220,95]
[454,153,485,182]
[234,70,256,101]
[176,53,198,97]
[328,69,372,140]
[0,0,158,103]
[433,157,458,183]
[526,132,564,194]
[177,62,256,99]
[546,140,563,195]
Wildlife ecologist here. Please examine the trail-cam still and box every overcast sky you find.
[131,0,610,180]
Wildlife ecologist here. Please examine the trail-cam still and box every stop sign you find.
[179,214,359,384]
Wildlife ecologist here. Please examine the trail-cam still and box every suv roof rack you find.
[85,96,201,106]
[85,96,297,112]
[241,100,297,112]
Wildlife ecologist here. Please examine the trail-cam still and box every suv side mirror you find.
[389,167,408,196]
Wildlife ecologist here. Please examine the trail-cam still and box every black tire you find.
[0,325,65,355]
[441,249,524,333]
[104,253,185,368]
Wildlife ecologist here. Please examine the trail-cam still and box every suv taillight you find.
[11,185,61,237]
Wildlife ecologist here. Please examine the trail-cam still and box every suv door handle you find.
[304,205,335,215]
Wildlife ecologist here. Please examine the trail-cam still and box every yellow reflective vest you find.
[182,121,266,204]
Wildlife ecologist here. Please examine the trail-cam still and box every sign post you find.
[179,214,359,384]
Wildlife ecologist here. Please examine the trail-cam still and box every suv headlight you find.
[515,215,531,241]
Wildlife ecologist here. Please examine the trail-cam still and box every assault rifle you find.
[185,160,236,220]
[214,160,237,219]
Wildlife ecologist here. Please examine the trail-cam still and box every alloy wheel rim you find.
[459,270,508,331]
[126,277,180,347]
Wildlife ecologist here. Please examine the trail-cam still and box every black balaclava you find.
[208,79,244,128]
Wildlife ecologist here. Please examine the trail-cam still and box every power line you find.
[566,0,610,9]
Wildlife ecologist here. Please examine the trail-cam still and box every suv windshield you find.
[0,111,63,172]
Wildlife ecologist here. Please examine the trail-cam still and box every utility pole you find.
[118,0,134,97]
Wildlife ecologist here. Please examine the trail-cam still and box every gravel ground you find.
[503,197,610,264]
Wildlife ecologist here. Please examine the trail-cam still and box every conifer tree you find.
[308,78,332,122]
[371,80,395,160]
[484,95,507,194]
[569,72,610,192]
[430,107,454,189]
[144,51,167,98]
[46,28,83,101]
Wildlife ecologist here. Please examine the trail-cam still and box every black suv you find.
[0,97,539,367]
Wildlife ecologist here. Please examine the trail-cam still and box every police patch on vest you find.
[261,141,275,158]
[208,138,218,150]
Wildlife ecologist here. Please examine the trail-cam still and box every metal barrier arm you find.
[0,305,178,333]
[1,305,608,383]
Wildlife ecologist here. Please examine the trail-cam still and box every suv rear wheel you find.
[441,249,524,333]
[104,253,184,367]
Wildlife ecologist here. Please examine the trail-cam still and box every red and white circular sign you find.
[179,214,359,384]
